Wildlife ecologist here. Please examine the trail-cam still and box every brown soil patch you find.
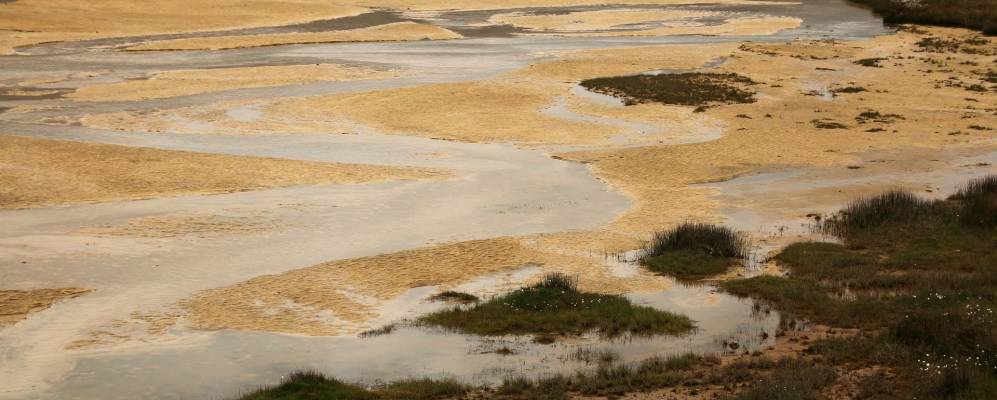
[0,288,91,326]
[0,134,447,208]
[125,22,462,52]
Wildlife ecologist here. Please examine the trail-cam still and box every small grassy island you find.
[418,273,694,339]
[639,223,748,280]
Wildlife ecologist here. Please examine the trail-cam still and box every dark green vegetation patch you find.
[639,223,748,280]
[721,175,997,398]
[579,73,756,107]
[418,273,694,338]
[848,0,997,34]
[238,371,470,400]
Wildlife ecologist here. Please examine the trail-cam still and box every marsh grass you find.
[239,372,376,400]
[818,190,945,237]
[722,176,997,398]
[644,223,748,259]
[639,223,748,280]
[417,273,694,338]
[498,354,718,399]
[237,372,471,400]
[728,359,836,400]
[579,73,756,107]
[848,0,997,34]
[950,175,997,226]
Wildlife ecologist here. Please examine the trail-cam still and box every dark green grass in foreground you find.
[497,353,719,399]
[579,73,756,107]
[721,175,997,398]
[848,0,996,34]
[238,372,470,400]
[418,273,694,338]
[640,223,748,280]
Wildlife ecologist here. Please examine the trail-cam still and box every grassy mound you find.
[238,371,470,400]
[720,175,997,398]
[951,175,997,226]
[418,273,694,338]
[848,0,997,34]
[640,223,748,280]
[579,73,756,107]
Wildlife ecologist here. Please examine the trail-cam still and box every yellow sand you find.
[68,64,397,102]
[126,22,462,52]
[0,0,368,54]
[0,288,91,326]
[0,135,447,208]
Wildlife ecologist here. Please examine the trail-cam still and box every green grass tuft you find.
[236,372,471,400]
[238,371,377,400]
[640,224,747,280]
[951,175,997,227]
[847,0,997,34]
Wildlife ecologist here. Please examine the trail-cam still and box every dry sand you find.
[0,288,91,326]
[125,22,462,52]
[0,0,368,54]
[67,64,399,101]
[0,134,447,208]
[174,27,996,336]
